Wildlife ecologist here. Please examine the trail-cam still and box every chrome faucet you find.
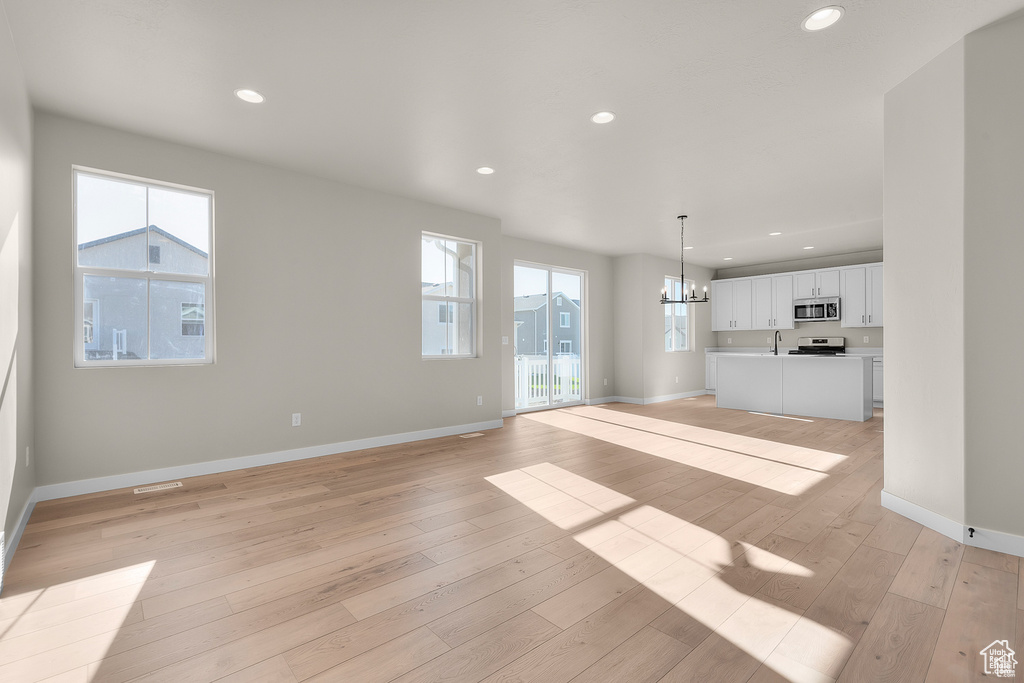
[772,330,782,355]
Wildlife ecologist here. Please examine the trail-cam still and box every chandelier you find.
[660,215,709,304]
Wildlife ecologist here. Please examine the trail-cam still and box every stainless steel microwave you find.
[794,297,840,322]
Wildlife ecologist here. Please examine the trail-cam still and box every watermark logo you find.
[981,639,1017,678]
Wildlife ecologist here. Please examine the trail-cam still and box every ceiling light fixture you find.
[661,215,709,305]
[591,111,616,124]
[723,257,734,261]
[801,6,844,31]
[803,246,815,250]
[769,232,782,236]
[234,88,265,104]
[476,167,495,175]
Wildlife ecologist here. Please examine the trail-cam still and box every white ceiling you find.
[5,0,1023,267]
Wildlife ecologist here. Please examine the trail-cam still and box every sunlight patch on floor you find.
[486,463,851,680]
[522,407,842,495]
[0,561,155,682]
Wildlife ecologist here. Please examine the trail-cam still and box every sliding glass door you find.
[513,263,584,411]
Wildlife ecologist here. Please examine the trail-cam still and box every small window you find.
[181,302,205,336]
[422,233,477,358]
[438,302,454,323]
[556,296,562,306]
[664,276,691,352]
[149,245,161,264]
[559,311,570,328]
[559,340,572,354]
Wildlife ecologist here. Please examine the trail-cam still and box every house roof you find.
[514,292,579,313]
[78,225,209,258]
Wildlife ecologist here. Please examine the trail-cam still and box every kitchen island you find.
[716,354,873,421]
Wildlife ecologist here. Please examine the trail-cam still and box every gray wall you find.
[612,254,644,400]
[612,254,714,402]
[33,111,502,486]
[964,13,1024,536]
[641,255,715,400]
[883,39,966,525]
[501,236,615,413]
[0,7,36,573]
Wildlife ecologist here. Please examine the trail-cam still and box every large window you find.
[421,233,477,357]
[664,276,691,352]
[73,167,214,366]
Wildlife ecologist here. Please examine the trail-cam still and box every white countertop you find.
[705,346,882,359]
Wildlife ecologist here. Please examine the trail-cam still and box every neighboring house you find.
[421,282,451,355]
[513,292,580,356]
[79,225,208,360]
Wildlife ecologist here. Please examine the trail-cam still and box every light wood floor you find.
[1,397,1019,682]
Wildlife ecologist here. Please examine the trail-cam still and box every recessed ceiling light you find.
[803,246,815,250]
[802,6,844,32]
[476,167,495,175]
[769,232,782,236]
[723,257,734,261]
[234,88,265,104]
[591,111,615,124]
[683,246,693,250]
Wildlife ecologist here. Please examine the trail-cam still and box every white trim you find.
[502,409,517,418]
[881,490,1024,558]
[587,396,644,405]
[643,389,709,405]
[881,490,965,543]
[963,524,1024,559]
[33,419,504,503]
[3,491,38,577]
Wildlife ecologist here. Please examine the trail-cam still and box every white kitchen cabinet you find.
[753,275,795,330]
[794,269,840,299]
[841,263,883,327]
[711,279,753,331]
[873,358,883,403]
[706,354,718,391]
[869,265,883,326]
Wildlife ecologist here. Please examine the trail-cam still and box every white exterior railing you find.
[514,354,582,408]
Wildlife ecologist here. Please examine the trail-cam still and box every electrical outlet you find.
[727,338,732,344]
[863,336,869,343]
[291,413,301,427]
[477,395,483,406]
[675,376,679,383]
[25,446,30,467]
[767,336,771,344]
[502,336,508,345]
[603,378,608,386]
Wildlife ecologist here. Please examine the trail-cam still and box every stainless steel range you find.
[788,337,846,356]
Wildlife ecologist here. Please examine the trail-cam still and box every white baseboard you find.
[587,396,643,405]
[3,491,37,576]
[501,410,516,418]
[881,490,964,542]
[585,391,709,406]
[882,489,1024,557]
[33,419,504,503]
[643,390,709,405]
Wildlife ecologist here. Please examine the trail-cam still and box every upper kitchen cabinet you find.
[794,269,840,299]
[753,274,795,330]
[841,264,883,327]
[712,278,753,331]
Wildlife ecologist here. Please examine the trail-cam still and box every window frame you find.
[664,276,693,353]
[559,311,570,328]
[72,165,216,368]
[558,339,572,354]
[421,232,478,360]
